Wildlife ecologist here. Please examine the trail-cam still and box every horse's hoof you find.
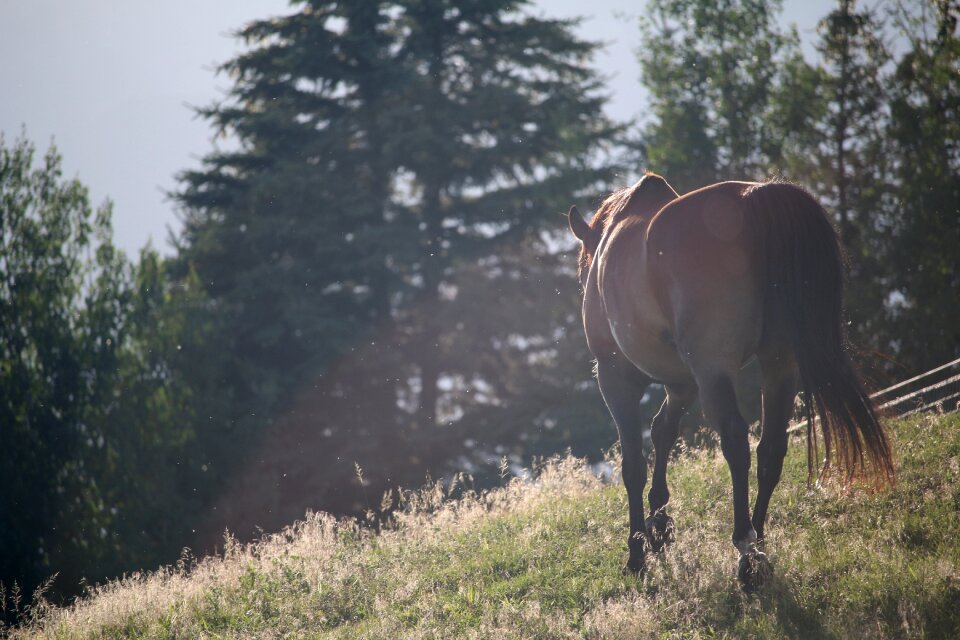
[737,550,772,593]
[645,513,675,553]
[622,555,646,576]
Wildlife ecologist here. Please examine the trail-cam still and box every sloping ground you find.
[10,412,960,639]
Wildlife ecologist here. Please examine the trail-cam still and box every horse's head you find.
[568,172,679,289]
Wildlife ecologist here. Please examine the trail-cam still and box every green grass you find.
[10,412,960,639]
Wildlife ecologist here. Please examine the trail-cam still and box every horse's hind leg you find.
[695,372,755,547]
[646,384,696,551]
[595,355,653,574]
[694,368,771,591]
[752,351,799,543]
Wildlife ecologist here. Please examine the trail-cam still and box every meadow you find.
[10,411,960,639]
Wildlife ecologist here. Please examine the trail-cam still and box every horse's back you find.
[589,180,807,380]
[646,181,756,263]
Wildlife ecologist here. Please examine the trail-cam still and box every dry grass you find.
[8,412,960,639]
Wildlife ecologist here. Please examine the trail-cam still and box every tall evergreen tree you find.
[799,0,893,361]
[883,0,960,373]
[175,2,401,431]
[813,0,890,249]
[388,0,618,430]
[173,0,620,533]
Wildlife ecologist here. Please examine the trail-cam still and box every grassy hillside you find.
[9,412,960,639]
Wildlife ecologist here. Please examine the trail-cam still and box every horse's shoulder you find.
[581,260,618,354]
[596,216,650,272]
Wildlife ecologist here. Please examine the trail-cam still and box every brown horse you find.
[568,173,894,590]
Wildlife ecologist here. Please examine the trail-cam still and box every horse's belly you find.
[599,245,691,384]
[609,316,690,384]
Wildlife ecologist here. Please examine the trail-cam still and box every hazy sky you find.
[1,1,833,256]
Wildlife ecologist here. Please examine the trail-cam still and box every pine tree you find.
[172,0,621,531]
[794,0,894,363]
[883,0,960,373]
[174,2,400,420]
[387,0,618,430]
[814,0,890,250]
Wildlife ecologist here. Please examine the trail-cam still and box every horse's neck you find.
[609,213,651,236]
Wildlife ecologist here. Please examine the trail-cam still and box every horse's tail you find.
[744,181,895,486]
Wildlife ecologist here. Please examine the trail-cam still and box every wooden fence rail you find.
[786,356,960,434]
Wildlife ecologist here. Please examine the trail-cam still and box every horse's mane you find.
[577,172,673,281]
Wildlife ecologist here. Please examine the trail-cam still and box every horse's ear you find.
[568,205,592,243]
